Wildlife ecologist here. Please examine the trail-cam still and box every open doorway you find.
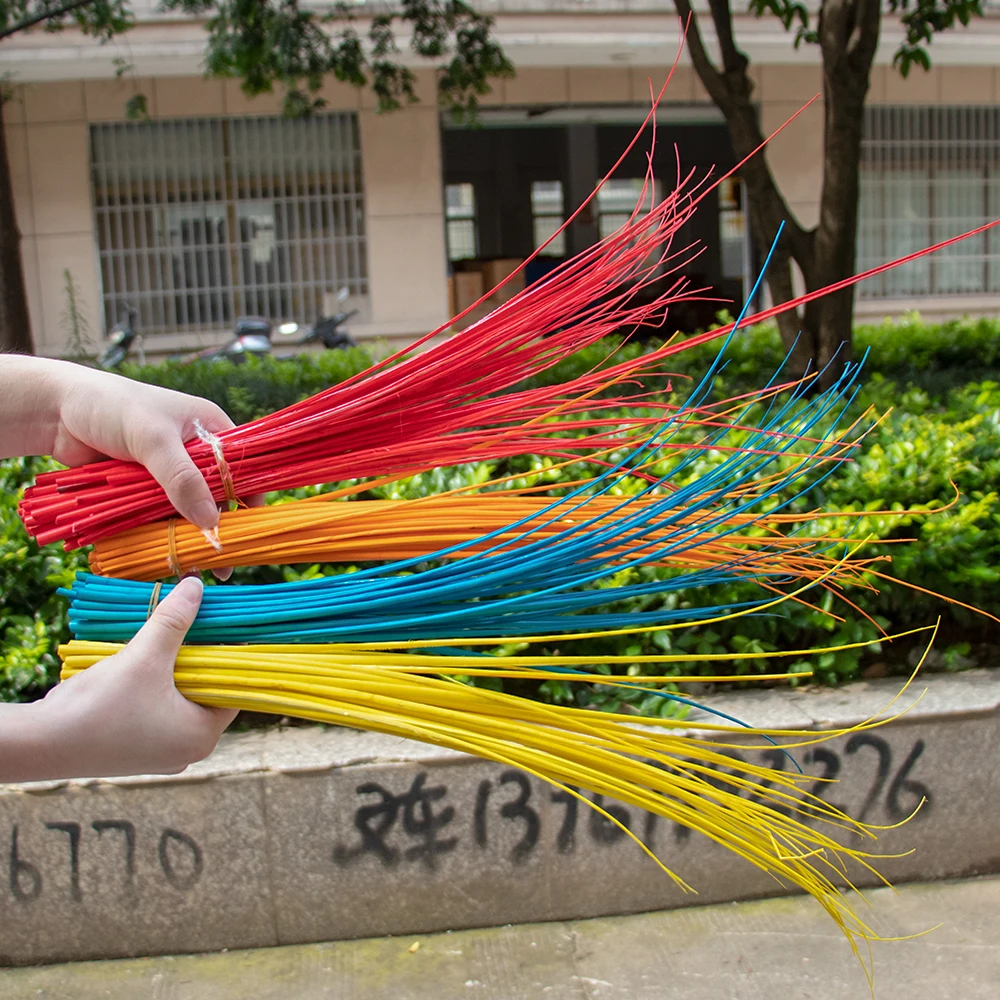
[441,112,755,334]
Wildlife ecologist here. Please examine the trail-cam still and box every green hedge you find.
[112,311,1000,420]
[1,458,89,700]
[119,347,375,424]
[2,316,998,704]
[525,312,1000,397]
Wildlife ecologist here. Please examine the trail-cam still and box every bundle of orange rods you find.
[89,491,889,588]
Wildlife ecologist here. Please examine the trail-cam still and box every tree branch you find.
[673,0,810,254]
[0,0,98,41]
[707,0,748,76]
[673,0,817,363]
[806,0,880,371]
[844,0,881,72]
[673,0,728,108]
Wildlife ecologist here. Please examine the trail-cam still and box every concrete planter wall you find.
[1,671,997,966]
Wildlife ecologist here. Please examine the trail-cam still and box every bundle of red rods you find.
[20,104,1000,552]
[21,165,714,550]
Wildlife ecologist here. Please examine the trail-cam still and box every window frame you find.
[90,112,368,335]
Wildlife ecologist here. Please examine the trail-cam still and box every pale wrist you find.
[0,356,69,459]
[0,700,66,784]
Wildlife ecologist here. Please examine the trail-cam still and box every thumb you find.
[128,576,204,662]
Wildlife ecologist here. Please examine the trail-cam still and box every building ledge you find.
[2,12,1000,83]
[856,295,1000,324]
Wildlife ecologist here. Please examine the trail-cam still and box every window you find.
[90,114,367,334]
[596,178,665,279]
[445,183,477,261]
[858,106,1000,299]
[596,178,662,240]
[718,177,747,281]
[531,181,566,256]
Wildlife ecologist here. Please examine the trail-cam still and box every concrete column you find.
[565,124,600,257]
[359,72,449,338]
[4,81,101,356]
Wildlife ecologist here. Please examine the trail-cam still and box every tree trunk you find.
[808,0,882,375]
[0,100,34,355]
[673,0,880,388]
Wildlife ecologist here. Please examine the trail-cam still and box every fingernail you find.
[191,500,220,530]
[177,575,204,596]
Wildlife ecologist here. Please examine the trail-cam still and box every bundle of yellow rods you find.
[60,628,932,985]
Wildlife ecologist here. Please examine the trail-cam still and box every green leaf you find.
[124,93,148,120]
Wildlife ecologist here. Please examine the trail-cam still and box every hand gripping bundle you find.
[23,82,1000,987]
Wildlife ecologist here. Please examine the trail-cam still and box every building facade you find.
[2,1,1000,357]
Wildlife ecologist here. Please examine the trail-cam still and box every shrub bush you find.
[1,457,89,702]
[2,315,998,704]
[528,312,1000,399]
[120,348,375,424]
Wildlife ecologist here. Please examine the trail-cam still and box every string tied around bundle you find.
[146,581,163,620]
[195,420,239,512]
[166,519,183,578]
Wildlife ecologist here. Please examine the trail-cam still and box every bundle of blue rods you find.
[65,229,866,648]
[64,358,862,645]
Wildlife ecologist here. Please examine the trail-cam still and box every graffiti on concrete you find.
[333,772,459,870]
[6,822,203,903]
[0,734,934,902]
[330,734,933,869]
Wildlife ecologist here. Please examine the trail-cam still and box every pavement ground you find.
[1,876,996,999]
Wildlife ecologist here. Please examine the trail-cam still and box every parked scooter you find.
[180,315,275,365]
[97,307,139,369]
[181,289,358,364]
[274,288,358,355]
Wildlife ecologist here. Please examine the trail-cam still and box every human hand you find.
[25,577,236,779]
[2,357,259,579]
[52,363,235,533]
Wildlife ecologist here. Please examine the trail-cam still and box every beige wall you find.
[756,63,1000,230]
[5,61,1000,355]
[3,81,98,358]
[2,72,451,356]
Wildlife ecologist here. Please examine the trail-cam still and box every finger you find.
[212,566,233,582]
[55,440,107,468]
[128,576,203,663]
[188,402,235,437]
[204,706,239,728]
[137,432,220,531]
